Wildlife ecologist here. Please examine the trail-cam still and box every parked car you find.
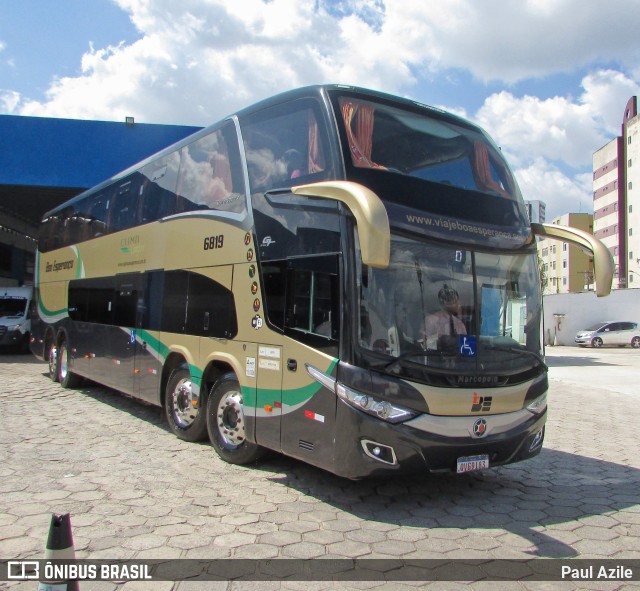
[0,287,33,352]
[575,321,640,348]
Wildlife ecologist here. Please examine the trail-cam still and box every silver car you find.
[575,321,640,348]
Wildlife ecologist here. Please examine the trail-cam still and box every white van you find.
[0,287,33,351]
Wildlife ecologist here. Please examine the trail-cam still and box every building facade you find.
[592,96,639,289]
[525,200,546,224]
[538,213,594,295]
[626,102,640,286]
[0,115,201,286]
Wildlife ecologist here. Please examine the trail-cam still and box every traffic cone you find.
[37,513,79,590]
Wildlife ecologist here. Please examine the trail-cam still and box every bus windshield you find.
[336,94,521,203]
[0,297,28,317]
[358,234,543,377]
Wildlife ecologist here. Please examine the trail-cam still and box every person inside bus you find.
[283,148,303,179]
[421,284,466,350]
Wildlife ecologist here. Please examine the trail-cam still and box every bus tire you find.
[57,339,80,388]
[165,366,208,442]
[207,373,265,465]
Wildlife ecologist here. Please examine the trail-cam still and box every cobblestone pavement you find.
[1,348,639,591]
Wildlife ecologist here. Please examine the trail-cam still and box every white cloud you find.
[514,158,593,219]
[580,70,640,132]
[385,0,640,84]
[476,71,640,169]
[0,90,20,112]
[4,0,640,221]
[473,69,640,218]
[5,0,640,125]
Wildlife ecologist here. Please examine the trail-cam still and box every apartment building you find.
[525,200,546,224]
[538,213,594,295]
[592,96,640,288]
[627,104,640,286]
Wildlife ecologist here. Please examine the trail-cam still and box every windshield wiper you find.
[383,350,455,372]
[482,344,547,371]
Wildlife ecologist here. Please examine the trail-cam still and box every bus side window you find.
[60,206,75,249]
[282,255,340,354]
[68,278,114,325]
[140,152,181,223]
[114,282,137,327]
[241,99,329,194]
[184,271,238,338]
[109,178,139,232]
[262,262,286,331]
[178,123,246,214]
[88,191,111,238]
[162,270,188,333]
[39,214,62,252]
[75,196,93,242]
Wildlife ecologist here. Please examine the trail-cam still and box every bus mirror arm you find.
[531,222,614,297]
[291,181,390,268]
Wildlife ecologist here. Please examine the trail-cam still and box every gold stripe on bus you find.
[405,379,532,416]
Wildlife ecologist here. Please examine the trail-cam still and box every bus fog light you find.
[529,428,544,451]
[361,440,397,465]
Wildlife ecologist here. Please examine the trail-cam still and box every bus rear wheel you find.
[48,343,58,382]
[207,373,265,465]
[57,339,80,388]
[165,366,208,442]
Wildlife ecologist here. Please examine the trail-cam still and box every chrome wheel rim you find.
[170,379,199,429]
[48,346,57,379]
[216,389,245,448]
[59,345,69,380]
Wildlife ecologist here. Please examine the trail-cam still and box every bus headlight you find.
[336,383,419,424]
[526,392,547,415]
[306,363,419,424]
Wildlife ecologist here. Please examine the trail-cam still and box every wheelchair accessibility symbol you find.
[459,335,476,357]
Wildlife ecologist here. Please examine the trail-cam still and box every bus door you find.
[279,256,340,463]
[108,275,139,395]
[255,344,284,451]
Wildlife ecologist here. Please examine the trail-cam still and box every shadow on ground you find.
[29,367,638,561]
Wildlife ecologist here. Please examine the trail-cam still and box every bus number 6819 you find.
[204,235,224,250]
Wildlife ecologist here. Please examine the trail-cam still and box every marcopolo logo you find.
[471,392,492,412]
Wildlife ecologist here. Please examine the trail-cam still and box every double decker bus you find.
[31,85,613,478]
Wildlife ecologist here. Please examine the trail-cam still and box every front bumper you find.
[332,399,546,479]
[0,327,27,347]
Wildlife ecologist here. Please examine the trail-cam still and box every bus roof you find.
[42,84,477,219]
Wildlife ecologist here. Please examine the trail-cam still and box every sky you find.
[2,0,640,220]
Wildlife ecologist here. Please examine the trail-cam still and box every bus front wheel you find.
[165,367,208,442]
[207,373,265,465]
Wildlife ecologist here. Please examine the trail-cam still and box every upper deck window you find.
[336,95,519,202]
[177,122,247,215]
[240,99,329,194]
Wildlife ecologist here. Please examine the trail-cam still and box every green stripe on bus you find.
[244,358,338,409]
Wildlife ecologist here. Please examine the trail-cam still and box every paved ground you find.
[1,346,639,590]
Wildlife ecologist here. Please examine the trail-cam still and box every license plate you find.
[456,454,489,474]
